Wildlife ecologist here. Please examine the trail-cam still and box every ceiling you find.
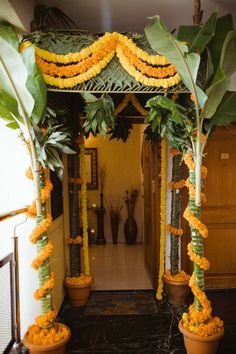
[35,0,236,33]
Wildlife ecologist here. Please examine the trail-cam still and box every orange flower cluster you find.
[167,224,183,236]
[66,236,83,244]
[65,274,93,287]
[26,322,69,345]
[68,177,81,185]
[165,270,190,282]
[40,178,53,203]
[168,179,186,190]
[36,38,117,78]
[34,272,55,300]
[184,207,208,238]
[185,178,207,204]
[118,43,176,78]
[29,212,53,243]
[169,148,181,156]
[184,154,208,179]
[35,310,56,328]
[31,240,54,269]
[187,243,210,270]
[182,275,223,337]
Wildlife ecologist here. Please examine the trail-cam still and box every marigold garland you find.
[169,147,181,155]
[156,136,167,300]
[31,240,54,269]
[168,179,186,190]
[34,272,55,300]
[35,310,56,328]
[26,167,55,328]
[65,274,93,286]
[182,153,224,337]
[187,243,210,271]
[167,224,183,236]
[23,32,182,89]
[66,236,83,244]
[43,51,115,89]
[165,270,190,282]
[26,322,69,346]
[118,42,176,78]
[68,177,81,185]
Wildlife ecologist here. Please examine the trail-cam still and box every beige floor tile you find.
[90,244,153,290]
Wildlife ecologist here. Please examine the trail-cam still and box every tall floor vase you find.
[124,213,137,244]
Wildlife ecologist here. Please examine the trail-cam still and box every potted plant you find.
[0,23,75,353]
[145,10,236,354]
[107,194,124,244]
[124,189,138,244]
[64,137,93,306]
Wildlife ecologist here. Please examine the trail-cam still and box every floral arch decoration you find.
[21,32,189,93]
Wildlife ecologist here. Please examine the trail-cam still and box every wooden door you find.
[182,125,236,288]
[142,140,160,287]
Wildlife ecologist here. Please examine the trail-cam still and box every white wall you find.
[0,123,66,338]
[85,124,144,244]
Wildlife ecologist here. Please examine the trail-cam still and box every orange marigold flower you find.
[31,240,54,269]
[167,224,183,236]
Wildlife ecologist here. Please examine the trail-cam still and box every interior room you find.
[0,1,236,354]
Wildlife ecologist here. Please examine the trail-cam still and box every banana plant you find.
[145,12,236,335]
[0,22,74,332]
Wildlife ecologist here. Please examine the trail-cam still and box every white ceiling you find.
[36,0,236,33]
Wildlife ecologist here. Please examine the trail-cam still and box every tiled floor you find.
[60,290,236,354]
[89,244,153,290]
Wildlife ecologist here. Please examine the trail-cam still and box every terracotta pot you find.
[65,281,92,306]
[23,324,70,354]
[179,320,224,354]
[163,274,190,305]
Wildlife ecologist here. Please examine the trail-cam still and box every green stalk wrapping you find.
[189,169,205,311]
[37,172,52,319]
[68,144,81,277]
[170,154,182,276]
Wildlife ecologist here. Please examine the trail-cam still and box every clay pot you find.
[163,274,190,306]
[179,320,224,354]
[23,324,70,354]
[65,281,92,306]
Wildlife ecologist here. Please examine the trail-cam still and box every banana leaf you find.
[145,16,207,108]
[205,29,236,118]
[0,37,34,121]
[21,45,46,124]
[177,12,217,54]
[205,91,236,131]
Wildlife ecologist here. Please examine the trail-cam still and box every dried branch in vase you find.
[124,189,138,215]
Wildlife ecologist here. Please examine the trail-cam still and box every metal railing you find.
[0,208,28,353]
[0,253,16,354]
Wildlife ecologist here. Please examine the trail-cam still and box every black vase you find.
[124,214,137,244]
[110,216,120,244]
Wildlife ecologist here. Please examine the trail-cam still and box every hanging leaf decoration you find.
[81,92,115,137]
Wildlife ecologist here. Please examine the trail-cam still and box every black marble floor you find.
[58,289,236,354]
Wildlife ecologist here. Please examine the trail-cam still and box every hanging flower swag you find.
[20,33,181,89]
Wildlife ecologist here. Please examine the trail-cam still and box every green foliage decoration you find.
[81,92,115,137]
